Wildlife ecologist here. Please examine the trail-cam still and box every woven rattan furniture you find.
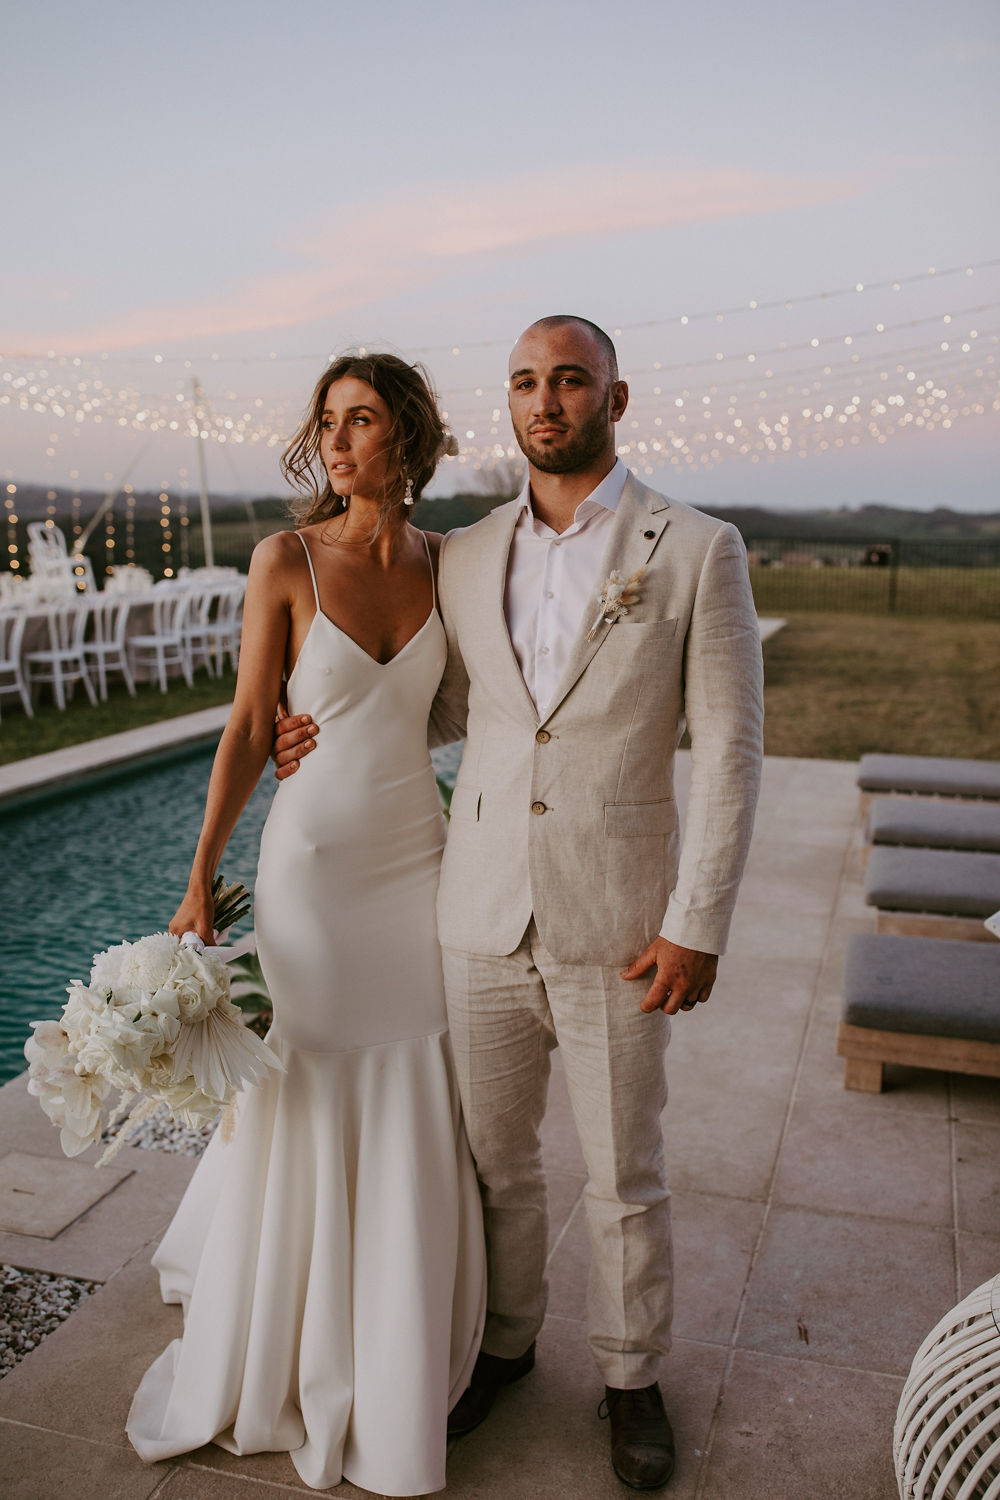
[894,1272,1000,1498]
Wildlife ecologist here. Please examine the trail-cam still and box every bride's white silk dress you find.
[127,532,486,1495]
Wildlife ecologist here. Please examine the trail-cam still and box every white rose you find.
[161,946,230,1023]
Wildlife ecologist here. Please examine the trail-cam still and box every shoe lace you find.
[598,1386,662,1423]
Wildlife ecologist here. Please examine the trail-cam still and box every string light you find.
[3,257,996,366]
[1,266,998,500]
[4,483,20,571]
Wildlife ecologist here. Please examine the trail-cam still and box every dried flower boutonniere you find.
[586,567,646,641]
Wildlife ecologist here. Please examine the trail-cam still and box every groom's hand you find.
[272,706,319,781]
[621,938,719,1015]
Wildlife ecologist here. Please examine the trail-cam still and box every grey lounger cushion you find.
[865,846,1000,918]
[870,796,1000,854]
[858,753,1000,800]
[843,932,1000,1041]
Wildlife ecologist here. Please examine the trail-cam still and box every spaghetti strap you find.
[296,531,322,613]
[420,529,437,609]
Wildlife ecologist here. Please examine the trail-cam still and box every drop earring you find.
[403,472,414,507]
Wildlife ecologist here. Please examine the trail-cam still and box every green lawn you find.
[762,613,1000,760]
[0,672,235,767]
[2,614,998,768]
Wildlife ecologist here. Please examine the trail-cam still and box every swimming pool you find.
[0,739,463,1084]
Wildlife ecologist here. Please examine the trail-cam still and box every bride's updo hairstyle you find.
[282,352,454,531]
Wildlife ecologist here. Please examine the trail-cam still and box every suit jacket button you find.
[535,729,551,744]
[531,801,547,815]
[644,529,655,539]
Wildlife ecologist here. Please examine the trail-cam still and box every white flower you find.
[158,1076,226,1128]
[72,1005,179,1092]
[158,945,230,1023]
[24,1021,110,1157]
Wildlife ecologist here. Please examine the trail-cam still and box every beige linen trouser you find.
[442,918,672,1390]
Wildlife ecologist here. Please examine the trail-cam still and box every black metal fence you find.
[746,536,1000,619]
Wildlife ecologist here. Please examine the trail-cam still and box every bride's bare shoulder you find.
[248,528,311,585]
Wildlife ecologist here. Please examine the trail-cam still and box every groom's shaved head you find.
[518,316,619,380]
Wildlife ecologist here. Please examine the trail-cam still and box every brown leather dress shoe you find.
[600,1383,676,1490]
[447,1344,536,1438]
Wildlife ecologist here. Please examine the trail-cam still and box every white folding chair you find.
[128,590,193,692]
[182,583,244,676]
[0,608,34,720]
[24,602,98,710]
[83,594,136,700]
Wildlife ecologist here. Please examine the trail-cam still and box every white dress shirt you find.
[504,459,628,719]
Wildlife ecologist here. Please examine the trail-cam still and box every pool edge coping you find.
[0,703,232,809]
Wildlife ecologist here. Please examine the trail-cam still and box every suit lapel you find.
[481,500,541,724]
[540,475,671,725]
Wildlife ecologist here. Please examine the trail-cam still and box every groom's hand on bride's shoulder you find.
[621,937,719,1016]
[272,708,320,781]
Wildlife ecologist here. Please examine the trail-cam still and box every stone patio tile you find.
[725,903,832,962]
[663,1071,789,1202]
[182,1450,379,1496]
[545,1190,763,1348]
[949,1074,1000,1125]
[0,1250,177,1446]
[442,1317,725,1499]
[699,1350,902,1500]
[795,1008,950,1117]
[0,1147,195,1280]
[739,841,848,915]
[161,1465,325,1497]
[663,983,806,1200]
[738,1206,955,1374]
[954,1121,1000,1235]
[0,1149,132,1237]
[956,1232,1000,1298]
[0,1419,172,1500]
[772,1092,953,1225]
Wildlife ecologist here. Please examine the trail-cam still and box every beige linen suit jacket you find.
[430,473,764,966]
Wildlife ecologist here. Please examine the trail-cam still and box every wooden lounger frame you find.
[837,1021,1000,1093]
[873,910,995,943]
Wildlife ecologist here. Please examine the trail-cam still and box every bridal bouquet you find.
[24,877,283,1167]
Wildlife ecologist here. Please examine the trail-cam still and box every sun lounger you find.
[858,753,1000,814]
[864,846,1000,941]
[837,932,1000,1091]
[868,795,1000,854]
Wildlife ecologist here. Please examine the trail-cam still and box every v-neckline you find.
[314,604,436,668]
[286,605,437,689]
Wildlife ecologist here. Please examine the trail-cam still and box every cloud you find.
[5,165,867,354]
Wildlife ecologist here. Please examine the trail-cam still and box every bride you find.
[127,353,486,1495]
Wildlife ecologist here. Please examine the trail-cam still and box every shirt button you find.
[539,645,549,655]
[531,801,548,815]
[644,529,655,539]
[546,591,555,599]
[535,729,551,744]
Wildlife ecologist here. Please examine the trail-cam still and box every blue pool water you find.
[0,739,463,1084]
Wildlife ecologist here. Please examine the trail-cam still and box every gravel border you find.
[1,1265,98,1379]
[102,1105,218,1158]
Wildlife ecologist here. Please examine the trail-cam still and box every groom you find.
[276,316,763,1490]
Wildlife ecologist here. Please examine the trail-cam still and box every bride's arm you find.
[169,535,292,942]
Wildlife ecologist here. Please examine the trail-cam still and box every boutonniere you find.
[586,567,646,641]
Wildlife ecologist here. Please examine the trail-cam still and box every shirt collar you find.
[515,457,628,525]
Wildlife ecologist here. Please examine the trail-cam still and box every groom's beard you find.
[514,404,611,475]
